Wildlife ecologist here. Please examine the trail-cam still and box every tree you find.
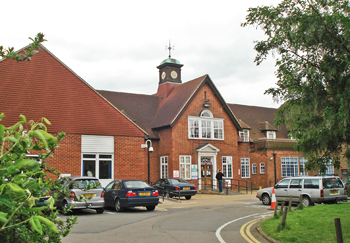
[0,34,77,242]
[242,0,350,172]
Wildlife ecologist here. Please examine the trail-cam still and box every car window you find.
[124,180,150,188]
[304,179,320,189]
[323,178,344,188]
[72,179,101,189]
[169,178,188,185]
[153,180,161,186]
[289,179,303,189]
[105,181,115,190]
[113,181,122,189]
[275,179,290,189]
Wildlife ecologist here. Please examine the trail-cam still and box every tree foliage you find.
[242,0,350,172]
[0,114,77,242]
[0,34,77,242]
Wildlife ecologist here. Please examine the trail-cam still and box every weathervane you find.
[165,40,174,58]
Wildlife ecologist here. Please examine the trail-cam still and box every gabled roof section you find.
[228,104,289,141]
[259,121,278,131]
[153,75,242,130]
[195,142,220,152]
[97,90,160,137]
[0,45,145,137]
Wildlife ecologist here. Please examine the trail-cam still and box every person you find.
[216,169,224,193]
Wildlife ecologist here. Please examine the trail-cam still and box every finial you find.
[165,40,174,58]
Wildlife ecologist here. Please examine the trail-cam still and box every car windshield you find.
[124,180,150,188]
[323,178,344,188]
[72,179,101,189]
[169,178,188,185]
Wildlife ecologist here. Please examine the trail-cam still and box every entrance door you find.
[201,157,212,188]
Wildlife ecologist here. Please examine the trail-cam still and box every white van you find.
[256,176,348,207]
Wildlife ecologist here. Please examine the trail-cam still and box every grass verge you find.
[260,202,350,243]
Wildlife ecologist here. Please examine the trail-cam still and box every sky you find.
[3,0,283,108]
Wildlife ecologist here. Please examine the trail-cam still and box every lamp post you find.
[273,151,277,185]
[141,140,153,183]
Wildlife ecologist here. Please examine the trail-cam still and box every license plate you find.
[139,192,150,196]
[330,190,339,195]
[182,187,190,190]
[84,194,95,197]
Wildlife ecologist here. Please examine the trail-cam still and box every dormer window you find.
[239,129,249,142]
[188,110,224,140]
[267,131,276,139]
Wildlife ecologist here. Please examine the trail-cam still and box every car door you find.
[274,179,291,202]
[287,179,303,202]
[153,179,164,195]
[104,181,116,207]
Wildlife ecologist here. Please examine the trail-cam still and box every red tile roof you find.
[0,45,145,137]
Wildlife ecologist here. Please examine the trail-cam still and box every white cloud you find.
[4,0,282,107]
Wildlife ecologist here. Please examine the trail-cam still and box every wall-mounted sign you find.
[173,170,180,178]
[191,165,198,179]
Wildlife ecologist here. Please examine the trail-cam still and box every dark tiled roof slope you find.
[0,46,144,137]
[97,90,160,137]
[228,104,289,141]
[153,76,206,128]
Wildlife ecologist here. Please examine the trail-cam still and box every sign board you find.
[341,169,348,176]
[173,170,180,178]
[191,165,198,179]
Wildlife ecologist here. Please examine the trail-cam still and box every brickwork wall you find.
[45,133,147,181]
[155,83,241,186]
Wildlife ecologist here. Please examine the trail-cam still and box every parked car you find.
[104,180,159,212]
[152,178,197,200]
[55,176,105,214]
[343,177,350,197]
[256,176,347,207]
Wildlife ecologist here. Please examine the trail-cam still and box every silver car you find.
[256,176,347,207]
[56,176,105,214]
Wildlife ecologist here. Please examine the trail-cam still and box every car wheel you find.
[146,206,155,211]
[115,199,124,212]
[301,196,311,207]
[262,194,271,205]
[62,201,71,215]
[185,196,191,200]
[96,208,104,214]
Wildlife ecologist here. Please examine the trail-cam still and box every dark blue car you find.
[153,178,197,200]
[104,180,159,212]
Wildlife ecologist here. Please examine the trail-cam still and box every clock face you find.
[161,71,166,80]
[171,71,178,79]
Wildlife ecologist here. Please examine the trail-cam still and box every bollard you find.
[281,207,288,228]
[334,218,343,243]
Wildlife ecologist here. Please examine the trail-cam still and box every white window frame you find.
[241,158,250,178]
[267,131,276,139]
[299,158,308,175]
[260,163,265,174]
[82,153,113,179]
[188,111,224,140]
[239,129,249,142]
[160,156,168,179]
[179,155,191,179]
[252,163,257,174]
[325,160,334,175]
[222,156,233,178]
[281,157,298,177]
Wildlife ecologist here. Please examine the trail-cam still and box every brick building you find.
[1,45,348,188]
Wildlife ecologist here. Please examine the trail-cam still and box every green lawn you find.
[260,202,350,243]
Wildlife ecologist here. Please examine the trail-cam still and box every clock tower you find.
[157,43,183,85]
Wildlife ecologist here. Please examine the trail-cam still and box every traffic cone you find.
[269,188,276,210]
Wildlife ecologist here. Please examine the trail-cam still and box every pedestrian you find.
[216,169,224,193]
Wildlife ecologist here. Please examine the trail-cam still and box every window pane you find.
[83,160,95,177]
[83,154,96,159]
[99,161,111,179]
[99,155,112,159]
